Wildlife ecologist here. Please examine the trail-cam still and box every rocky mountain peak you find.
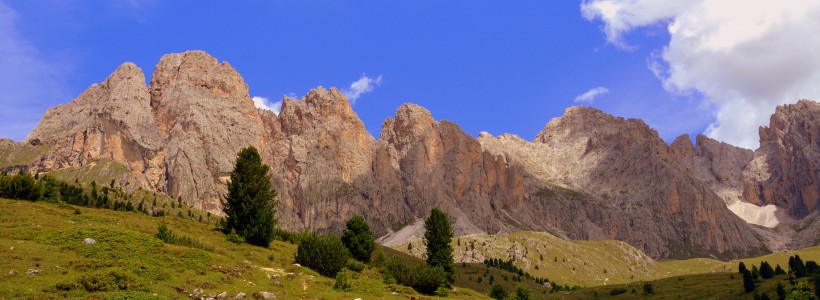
[379,103,436,153]
[150,50,251,111]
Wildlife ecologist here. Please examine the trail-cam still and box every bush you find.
[513,286,531,300]
[0,172,42,201]
[346,259,366,272]
[609,288,627,295]
[155,224,213,251]
[381,257,447,295]
[75,268,146,292]
[226,229,245,244]
[342,215,375,263]
[643,283,654,294]
[273,228,313,245]
[490,284,508,300]
[295,234,351,277]
[334,269,352,291]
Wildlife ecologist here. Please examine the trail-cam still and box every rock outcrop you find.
[747,100,820,218]
[9,50,820,259]
[480,107,764,258]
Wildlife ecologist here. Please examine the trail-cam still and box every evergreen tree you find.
[760,261,775,279]
[743,269,756,292]
[740,262,749,274]
[789,255,807,278]
[222,147,278,247]
[752,265,760,279]
[341,214,375,263]
[776,264,786,275]
[424,208,455,284]
[805,260,817,274]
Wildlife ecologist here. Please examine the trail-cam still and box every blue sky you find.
[2,1,818,149]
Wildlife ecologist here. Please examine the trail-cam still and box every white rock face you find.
[727,200,780,228]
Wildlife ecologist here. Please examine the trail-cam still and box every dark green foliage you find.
[760,261,775,279]
[761,292,771,300]
[295,234,350,277]
[226,229,244,244]
[341,215,375,263]
[490,284,507,300]
[789,255,807,278]
[814,276,820,298]
[752,265,760,279]
[272,228,311,245]
[0,172,42,200]
[424,208,454,283]
[776,282,786,300]
[513,286,531,300]
[333,269,351,291]
[643,283,654,294]
[806,261,818,274]
[155,224,213,251]
[740,262,749,274]
[743,269,756,292]
[345,259,366,272]
[609,287,627,295]
[222,147,278,247]
[381,257,447,295]
[776,264,787,275]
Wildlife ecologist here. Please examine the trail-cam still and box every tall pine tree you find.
[222,147,278,247]
[424,208,455,283]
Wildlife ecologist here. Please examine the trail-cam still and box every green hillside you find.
[0,198,487,299]
[394,231,820,288]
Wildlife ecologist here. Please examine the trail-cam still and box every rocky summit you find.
[6,51,820,259]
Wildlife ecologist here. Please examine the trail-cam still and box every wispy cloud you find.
[251,96,282,115]
[583,0,820,149]
[0,2,69,141]
[574,87,609,103]
[344,74,383,104]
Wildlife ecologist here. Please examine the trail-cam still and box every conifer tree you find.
[222,146,278,247]
[424,208,455,283]
[341,214,375,262]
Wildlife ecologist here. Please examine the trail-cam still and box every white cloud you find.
[582,0,820,149]
[344,74,383,104]
[0,2,69,141]
[251,96,282,115]
[575,87,610,103]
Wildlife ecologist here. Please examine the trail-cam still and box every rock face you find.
[668,101,820,230]
[748,100,820,217]
[480,107,764,258]
[8,50,820,259]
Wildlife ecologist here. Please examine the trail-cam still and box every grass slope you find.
[543,272,810,300]
[394,231,820,288]
[0,199,487,299]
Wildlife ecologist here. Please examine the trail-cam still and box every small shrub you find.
[346,259,366,272]
[609,287,627,295]
[381,257,447,295]
[334,269,352,291]
[490,284,508,299]
[226,229,245,244]
[155,224,214,251]
[295,234,350,277]
[77,268,146,292]
[643,283,654,294]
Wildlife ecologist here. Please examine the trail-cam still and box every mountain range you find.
[3,50,819,260]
